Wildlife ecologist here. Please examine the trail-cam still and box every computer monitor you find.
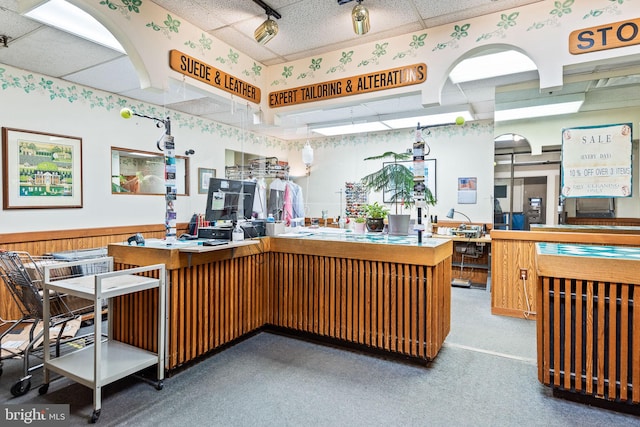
[205,178,256,223]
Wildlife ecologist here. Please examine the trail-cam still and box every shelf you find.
[452,262,489,270]
[45,340,158,388]
[47,274,159,300]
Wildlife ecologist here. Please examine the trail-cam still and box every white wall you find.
[0,64,494,235]
[0,64,289,233]
[288,122,495,223]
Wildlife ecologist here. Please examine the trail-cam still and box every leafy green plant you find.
[360,151,436,214]
[354,217,366,223]
[363,202,389,219]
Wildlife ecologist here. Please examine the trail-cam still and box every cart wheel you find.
[155,380,164,391]
[10,379,31,397]
[38,384,49,395]
[89,409,100,424]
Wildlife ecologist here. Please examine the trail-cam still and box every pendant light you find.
[302,141,314,175]
[352,0,370,35]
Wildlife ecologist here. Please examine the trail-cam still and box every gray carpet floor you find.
[2,287,639,426]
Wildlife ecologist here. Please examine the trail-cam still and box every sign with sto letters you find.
[569,17,640,54]
[169,50,261,103]
[268,63,427,108]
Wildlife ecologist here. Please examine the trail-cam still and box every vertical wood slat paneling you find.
[585,281,594,396]
[113,253,265,370]
[539,275,639,405]
[268,253,450,360]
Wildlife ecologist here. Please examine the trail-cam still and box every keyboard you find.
[203,239,229,246]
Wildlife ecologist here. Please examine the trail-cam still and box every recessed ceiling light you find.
[312,122,389,136]
[449,50,536,84]
[383,111,473,129]
[24,0,125,53]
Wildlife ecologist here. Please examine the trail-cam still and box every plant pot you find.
[388,214,410,236]
[354,222,366,234]
[366,218,385,232]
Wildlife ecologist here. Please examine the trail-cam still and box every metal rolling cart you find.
[0,251,99,396]
[40,258,166,423]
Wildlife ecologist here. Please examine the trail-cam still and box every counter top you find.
[535,242,640,284]
[536,242,640,259]
[274,228,451,248]
[531,224,640,233]
[108,230,453,269]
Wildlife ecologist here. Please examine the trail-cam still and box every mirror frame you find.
[111,146,189,195]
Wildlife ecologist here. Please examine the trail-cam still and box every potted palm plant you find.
[360,151,436,235]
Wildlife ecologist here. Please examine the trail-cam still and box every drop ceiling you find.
[0,0,639,141]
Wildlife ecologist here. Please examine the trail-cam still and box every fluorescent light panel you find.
[449,50,536,84]
[312,122,390,136]
[25,0,125,53]
[383,111,473,129]
[495,92,585,122]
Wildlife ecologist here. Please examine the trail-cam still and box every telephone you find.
[127,233,145,246]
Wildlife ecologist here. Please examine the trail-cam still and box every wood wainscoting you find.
[566,217,640,227]
[0,224,187,320]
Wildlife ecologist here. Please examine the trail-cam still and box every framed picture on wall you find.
[2,127,83,209]
[198,168,216,194]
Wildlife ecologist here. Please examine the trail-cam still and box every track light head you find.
[352,0,370,35]
[255,16,279,45]
[253,0,281,45]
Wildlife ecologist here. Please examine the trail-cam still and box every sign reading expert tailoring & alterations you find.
[269,64,426,108]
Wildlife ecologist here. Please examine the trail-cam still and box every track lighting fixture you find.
[252,0,281,45]
[337,0,370,35]
[352,0,370,35]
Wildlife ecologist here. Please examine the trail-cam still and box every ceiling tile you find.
[0,26,122,78]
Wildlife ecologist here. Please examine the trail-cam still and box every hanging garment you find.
[249,177,267,219]
[288,182,305,219]
[283,182,294,226]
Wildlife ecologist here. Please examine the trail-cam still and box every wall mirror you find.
[111,147,189,195]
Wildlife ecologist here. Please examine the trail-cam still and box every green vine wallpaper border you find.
[0,65,286,150]
[0,64,485,152]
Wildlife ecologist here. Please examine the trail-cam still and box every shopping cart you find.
[0,250,110,396]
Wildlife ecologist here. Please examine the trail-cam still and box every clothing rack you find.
[225,157,289,180]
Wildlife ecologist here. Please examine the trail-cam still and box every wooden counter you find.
[268,234,452,360]
[490,229,640,319]
[108,234,452,370]
[535,242,640,406]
